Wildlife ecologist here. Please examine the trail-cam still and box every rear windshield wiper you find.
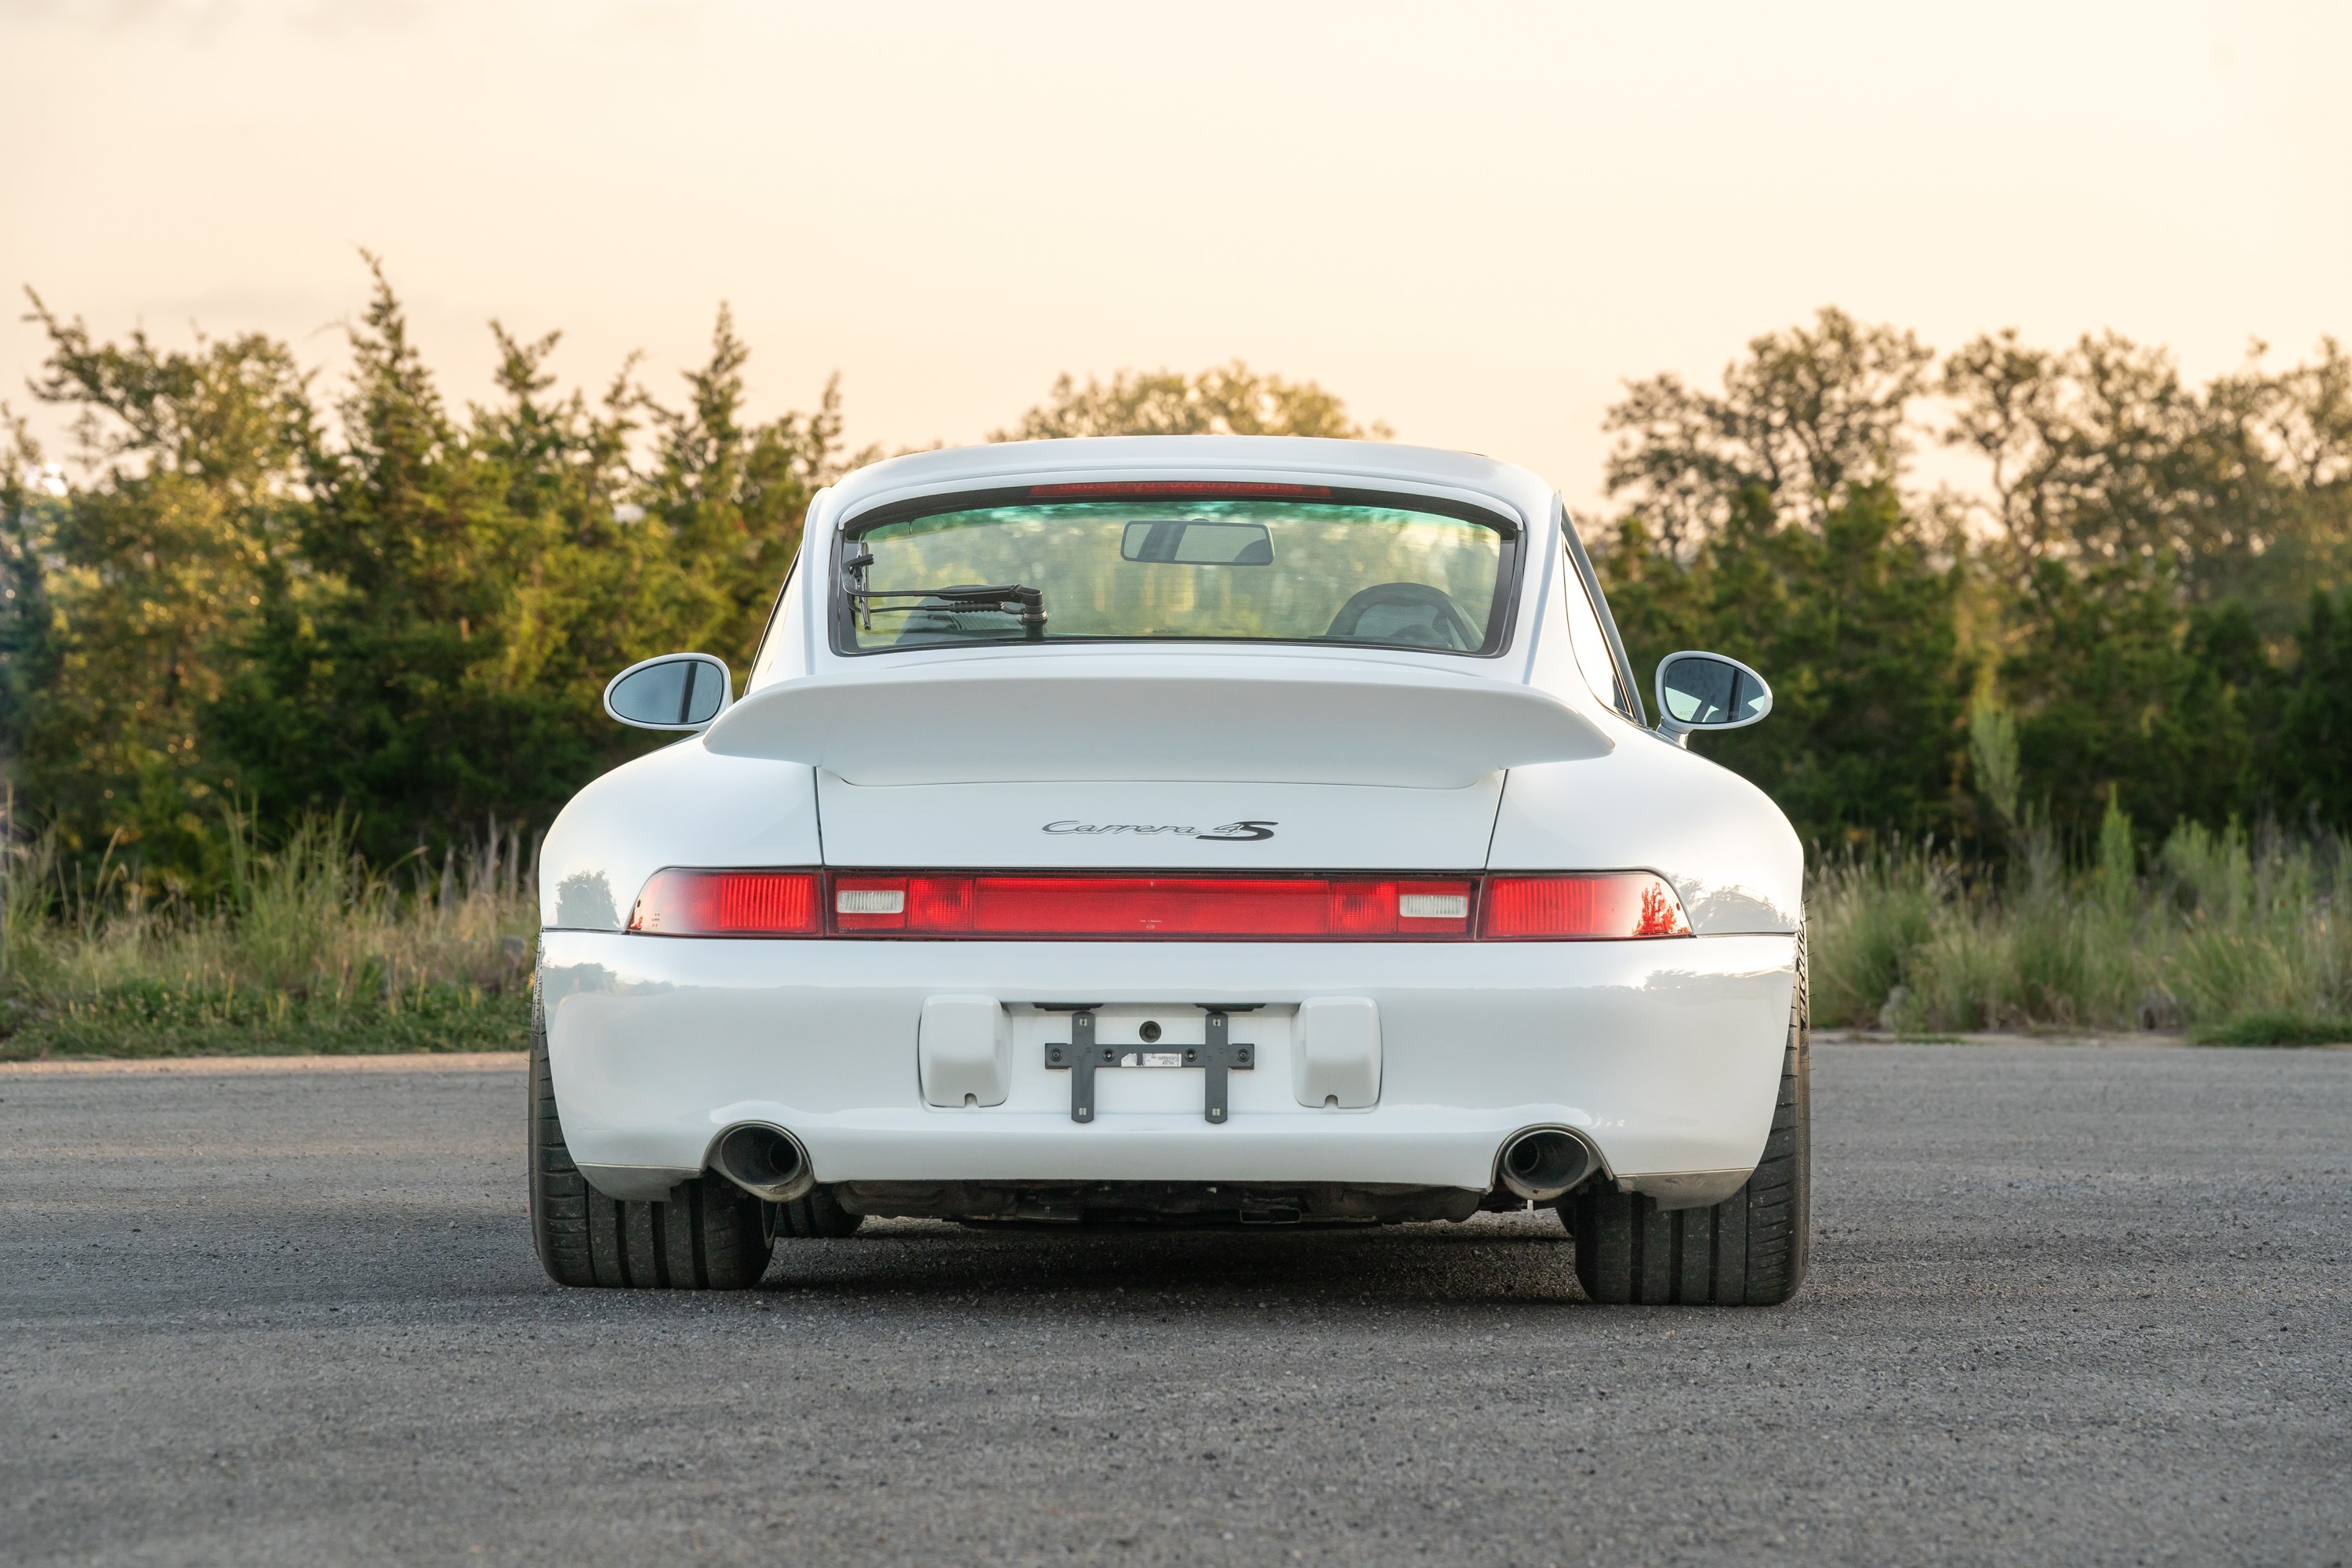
[845,568,1047,643]
[844,546,1045,639]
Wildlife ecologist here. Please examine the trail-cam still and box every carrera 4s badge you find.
[1043,820,1277,841]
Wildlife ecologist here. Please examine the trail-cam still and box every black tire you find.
[770,1187,865,1239]
[1563,927,1810,1306]
[528,1000,775,1290]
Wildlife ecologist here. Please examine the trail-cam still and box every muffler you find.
[1497,1127,1597,1203]
[710,1124,815,1203]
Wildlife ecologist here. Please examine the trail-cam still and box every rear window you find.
[837,485,1518,656]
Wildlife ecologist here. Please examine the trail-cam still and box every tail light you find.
[1479,873,1692,939]
[829,875,1473,938]
[627,869,822,935]
[625,869,1690,939]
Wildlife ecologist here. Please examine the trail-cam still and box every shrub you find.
[1808,819,2351,1040]
[0,814,535,1059]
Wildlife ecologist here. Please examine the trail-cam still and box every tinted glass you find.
[680,661,724,724]
[1661,656,1766,725]
[845,500,1506,654]
[610,658,724,726]
[1120,519,1274,564]
[1661,656,1740,724]
[1563,543,1635,719]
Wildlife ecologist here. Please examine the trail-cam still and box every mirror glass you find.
[1120,519,1274,565]
[1661,655,1766,727]
[608,656,726,728]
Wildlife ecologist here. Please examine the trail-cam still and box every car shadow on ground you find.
[746,1211,1595,1308]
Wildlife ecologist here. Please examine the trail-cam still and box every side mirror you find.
[1654,650,1772,748]
[604,653,733,732]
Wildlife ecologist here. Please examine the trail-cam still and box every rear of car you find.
[532,438,1808,1304]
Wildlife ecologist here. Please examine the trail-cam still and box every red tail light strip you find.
[833,875,1474,938]
[628,870,1690,940]
[628,869,822,935]
[1480,873,1693,939]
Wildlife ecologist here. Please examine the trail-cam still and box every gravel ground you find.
[2,1044,2346,1567]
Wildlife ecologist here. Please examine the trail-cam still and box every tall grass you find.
[8,804,2343,1055]
[1810,812,2352,1043]
[0,814,539,1059]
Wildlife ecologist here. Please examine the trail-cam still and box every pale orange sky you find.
[4,1,2346,512]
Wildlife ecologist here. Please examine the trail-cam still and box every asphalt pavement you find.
[2,1044,2346,1567]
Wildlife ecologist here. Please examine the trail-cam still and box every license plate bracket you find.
[1044,1008,1255,1124]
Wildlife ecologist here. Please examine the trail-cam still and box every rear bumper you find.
[539,930,1795,1199]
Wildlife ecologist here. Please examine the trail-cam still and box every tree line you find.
[2,263,855,883]
[1595,308,2348,851]
[1,270,2343,893]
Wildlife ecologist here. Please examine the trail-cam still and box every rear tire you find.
[528,1000,775,1290]
[1563,927,1810,1306]
[770,1187,865,1239]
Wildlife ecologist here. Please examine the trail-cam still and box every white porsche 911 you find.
[530,436,1807,1305]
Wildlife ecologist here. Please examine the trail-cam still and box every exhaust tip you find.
[1497,1127,1596,1203]
[710,1123,814,1203]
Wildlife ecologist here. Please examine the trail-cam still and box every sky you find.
[2,0,2346,512]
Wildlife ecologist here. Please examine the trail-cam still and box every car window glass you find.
[1563,543,1635,718]
[845,499,1506,654]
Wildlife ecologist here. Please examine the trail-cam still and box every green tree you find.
[16,276,2347,891]
[213,272,863,862]
[2276,586,2352,827]
[1602,307,1933,557]
[1943,329,2352,633]
[1602,485,1966,845]
[1997,562,2269,836]
[1595,310,1963,844]
[1939,328,2352,833]
[635,305,866,662]
[992,361,1389,441]
[209,262,564,859]
[0,412,66,811]
[5,296,314,880]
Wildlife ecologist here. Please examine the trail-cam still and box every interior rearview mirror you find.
[604,653,733,732]
[1120,519,1274,565]
[1654,651,1772,748]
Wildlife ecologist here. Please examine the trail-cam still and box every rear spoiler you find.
[701,653,1612,788]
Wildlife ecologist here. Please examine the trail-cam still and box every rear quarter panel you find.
[1488,743,1803,935]
[538,742,820,931]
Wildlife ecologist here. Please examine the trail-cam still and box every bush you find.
[1808,818,2352,1040]
[0,814,535,1060]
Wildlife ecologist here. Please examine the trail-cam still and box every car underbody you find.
[835,1179,1499,1227]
